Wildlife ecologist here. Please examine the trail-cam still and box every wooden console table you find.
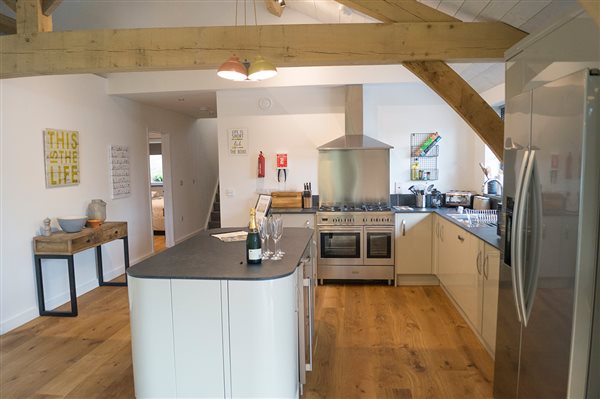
[33,221,130,317]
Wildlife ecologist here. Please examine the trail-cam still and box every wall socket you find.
[394,182,402,194]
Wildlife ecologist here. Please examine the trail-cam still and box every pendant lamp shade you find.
[217,55,248,81]
[247,55,278,81]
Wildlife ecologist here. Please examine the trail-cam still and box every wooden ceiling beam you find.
[42,0,63,16]
[265,0,284,17]
[0,21,526,79]
[2,0,16,13]
[16,0,52,34]
[0,12,16,34]
[403,61,504,159]
[578,0,600,26]
[336,0,459,23]
[337,0,509,161]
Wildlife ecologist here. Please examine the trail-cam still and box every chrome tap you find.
[482,178,503,196]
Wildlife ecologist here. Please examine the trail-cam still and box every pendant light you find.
[217,0,277,82]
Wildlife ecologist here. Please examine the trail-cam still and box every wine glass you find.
[275,216,285,256]
[258,219,270,260]
[270,217,283,260]
[261,216,273,259]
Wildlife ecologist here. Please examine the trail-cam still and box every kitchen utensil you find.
[426,184,434,193]
[57,216,88,233]
[415,193,426,208]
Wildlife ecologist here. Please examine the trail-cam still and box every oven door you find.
[363,226,395,266]
[317,226,363,266]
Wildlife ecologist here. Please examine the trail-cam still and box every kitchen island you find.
[126,228,313,399]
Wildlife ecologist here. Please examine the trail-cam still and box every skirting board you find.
[395,274,439,286]
[0,252,154,335]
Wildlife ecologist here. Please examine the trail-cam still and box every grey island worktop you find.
[127,227,313,280]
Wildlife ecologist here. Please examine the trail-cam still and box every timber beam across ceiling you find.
[336,0,509,161]
[0,21,527,78]
[403,61,504,160]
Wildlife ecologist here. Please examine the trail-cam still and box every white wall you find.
[363,83,486,194]
[0,74,218,333]
[217,83,486,227]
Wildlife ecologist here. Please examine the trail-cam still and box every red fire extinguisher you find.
[258,151,265,178]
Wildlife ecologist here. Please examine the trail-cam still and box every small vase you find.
[88,199,107,222]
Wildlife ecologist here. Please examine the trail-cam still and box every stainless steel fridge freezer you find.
[493,69,600,398]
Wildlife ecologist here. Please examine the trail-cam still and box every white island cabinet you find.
[127,228,314,399]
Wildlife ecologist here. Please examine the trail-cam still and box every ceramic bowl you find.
[57,216,88,233]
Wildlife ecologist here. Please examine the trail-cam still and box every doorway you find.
[147,130,174,253]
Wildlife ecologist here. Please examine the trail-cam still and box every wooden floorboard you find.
[1,282,492,398]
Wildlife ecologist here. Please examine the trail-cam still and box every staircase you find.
[208,186,221,229]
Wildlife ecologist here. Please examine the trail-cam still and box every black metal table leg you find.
[96,237,128,287]
[35,255,78,317]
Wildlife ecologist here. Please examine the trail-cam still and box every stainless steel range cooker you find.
[316,206,394,284]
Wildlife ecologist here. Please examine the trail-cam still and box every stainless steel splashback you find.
[318,149,390,205]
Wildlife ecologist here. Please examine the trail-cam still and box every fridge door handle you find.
[522,151,543,325]
[516,149,538,327]
[511,149,530,323]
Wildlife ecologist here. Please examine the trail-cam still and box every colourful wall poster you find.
[44,129,80,187]
[228,128,248,156]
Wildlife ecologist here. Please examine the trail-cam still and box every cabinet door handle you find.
[476,251,482,275]
[483,255,489,279]
[458,235,465,242]
[402,220,406,236]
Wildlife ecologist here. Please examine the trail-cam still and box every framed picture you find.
[255,194,272,224]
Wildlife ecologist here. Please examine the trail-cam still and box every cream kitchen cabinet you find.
[436,219,500,357]
[480,243,500,355]
[272,213,315,229]
[395,213,432,276]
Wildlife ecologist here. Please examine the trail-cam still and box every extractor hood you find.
[318,85,393,150]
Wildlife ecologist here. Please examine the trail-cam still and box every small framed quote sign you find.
[109,144,131,199]
[44,128,80,188]
[228,128,248,156]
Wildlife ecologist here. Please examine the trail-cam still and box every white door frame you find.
[146,129,175,250]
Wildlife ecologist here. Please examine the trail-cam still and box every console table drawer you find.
[101,224,127,243]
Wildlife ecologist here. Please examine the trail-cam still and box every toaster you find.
[473,195,491,210]
[444,191,474,207]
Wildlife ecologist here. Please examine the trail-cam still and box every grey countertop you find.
[266,205,501,249]
[127,228,313,281]
[270,207,318,214]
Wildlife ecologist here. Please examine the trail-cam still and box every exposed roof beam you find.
[403,61,504,159]
[336,0,459,23]
[0,12,16,34]
[42,0,63,16]
[0,22,526,79]
[265,0,284,17]
[2,0,15,13]
[16,0,52,33]
[337,0,510,161]
[579,0,600,26]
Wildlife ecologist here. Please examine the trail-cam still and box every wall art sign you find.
[109,144,130,199]
[228,128,248,156]
[44,128,80,187]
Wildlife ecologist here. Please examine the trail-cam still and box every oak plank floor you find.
[1,281,492,398]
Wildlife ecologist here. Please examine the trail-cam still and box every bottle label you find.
[248,248,262,261]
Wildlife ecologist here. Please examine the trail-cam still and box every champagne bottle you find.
[246,208,262,265]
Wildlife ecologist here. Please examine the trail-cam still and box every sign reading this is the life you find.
[44,129,80,187]
[228,128,248,156]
